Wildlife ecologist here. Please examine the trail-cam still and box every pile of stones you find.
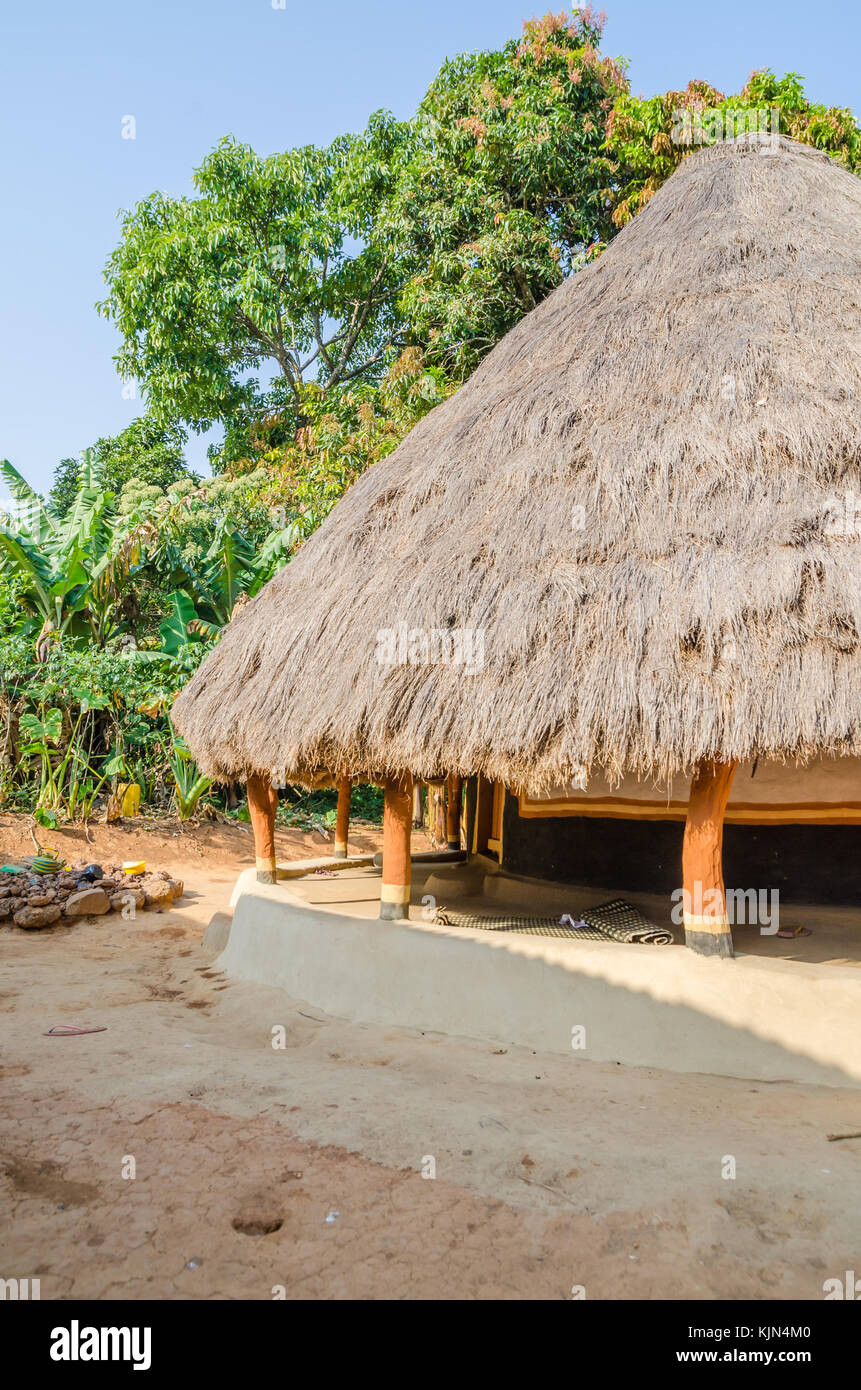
[0,860,185,930]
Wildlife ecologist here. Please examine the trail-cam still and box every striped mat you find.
[432,898,673,945]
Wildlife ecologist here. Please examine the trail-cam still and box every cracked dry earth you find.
[2,817,861,1300]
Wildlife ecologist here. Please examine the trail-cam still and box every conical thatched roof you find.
[173,133,861,792]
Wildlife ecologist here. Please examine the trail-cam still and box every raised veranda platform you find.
[211,856,861,1089]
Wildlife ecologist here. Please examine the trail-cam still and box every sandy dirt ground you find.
[1,812,861,1301]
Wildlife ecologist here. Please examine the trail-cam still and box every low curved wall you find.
[218,865,861,1089]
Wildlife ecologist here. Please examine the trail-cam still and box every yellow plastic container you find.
[123,860,146,876]
[117,782,141,817]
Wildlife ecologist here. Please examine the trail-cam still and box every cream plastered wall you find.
[518,756,861,824]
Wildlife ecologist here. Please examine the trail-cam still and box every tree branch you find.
[232,309,301,397]
[326,260,390,388]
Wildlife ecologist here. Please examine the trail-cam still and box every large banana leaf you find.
[157,589,198,657]
[0,459,59,543]
[250,524,298,590]
[0,525,55,615]
[53,484,111,554]
[203,520,256,617]
[0,453,168,646]
[75,447,105,493]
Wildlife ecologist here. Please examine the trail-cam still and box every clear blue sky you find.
[1,0,858,491]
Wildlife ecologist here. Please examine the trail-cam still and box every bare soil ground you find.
[1,813,860,1300]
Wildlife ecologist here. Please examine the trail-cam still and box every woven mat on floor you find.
[432,897,673,945]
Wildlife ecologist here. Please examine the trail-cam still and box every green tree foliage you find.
[0,459,295,821]
[222,348,454,539]
[50,417,191,516]
[146,468,295,629]
[606,69,861,226]
[0,452,292,657]
[100,8,625,438]
[0,454,164,648]
[388,5,627,374]
[98,118,411,437]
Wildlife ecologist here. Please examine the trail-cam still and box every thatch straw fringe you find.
[172,134,861,792]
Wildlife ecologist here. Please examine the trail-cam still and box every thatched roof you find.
[173,133,861,792]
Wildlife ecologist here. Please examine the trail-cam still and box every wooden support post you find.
[472,775,494,855]
[682,759,737,957]
[334,777,351,859]
[428,782,446,847]
[380,773,412,920]
[446,774,462,850]
[412,783,423,829]
[247,773,279,884]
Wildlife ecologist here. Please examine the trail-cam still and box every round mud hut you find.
[173,132,861,959]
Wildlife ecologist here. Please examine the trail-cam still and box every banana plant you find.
[0,454,162,649]
[187,520,258,636]
[135,591,206,711]
[176,515,295,637]
[144,515,295,667]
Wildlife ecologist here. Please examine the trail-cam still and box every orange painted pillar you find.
[247,773,279,884]
[446,774,462,850]
[682,759,737,957]
[334,777,351,859]
[380,773,412,920]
